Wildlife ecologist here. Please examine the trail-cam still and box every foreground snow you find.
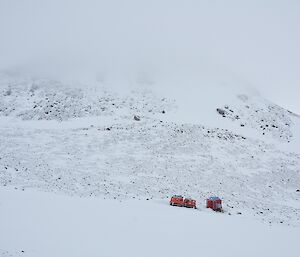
[0,187,299,257]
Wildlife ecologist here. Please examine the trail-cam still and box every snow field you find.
[1,188,299,257]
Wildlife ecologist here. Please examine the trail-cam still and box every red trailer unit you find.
[206,196,222,212]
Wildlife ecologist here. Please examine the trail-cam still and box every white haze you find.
[0,0,300,113]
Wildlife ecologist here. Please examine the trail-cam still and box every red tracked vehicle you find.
[183,198,197,209]
[170,195,197,209]
[169,195,184,207]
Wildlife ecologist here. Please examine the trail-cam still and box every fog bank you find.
[0,0,299,113]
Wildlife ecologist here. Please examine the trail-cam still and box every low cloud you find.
[0,0,299,113]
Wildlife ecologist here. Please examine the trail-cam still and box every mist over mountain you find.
[1,0,300,113]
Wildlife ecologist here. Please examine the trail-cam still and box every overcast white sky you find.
[0,0,299,113]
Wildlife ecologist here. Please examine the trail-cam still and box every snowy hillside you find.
[0,72,299,229]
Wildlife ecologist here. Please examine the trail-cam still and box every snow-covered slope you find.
[0,71,299,226]
[0,71,299,257]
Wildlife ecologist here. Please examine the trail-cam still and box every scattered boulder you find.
[5,88,12,96]
[216,108,226,116]
[134,115,140,121]
[296,189,300,192]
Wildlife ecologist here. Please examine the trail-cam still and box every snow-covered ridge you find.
[0,74,297,142]
[216,94,294,142]
[0,77,175,121]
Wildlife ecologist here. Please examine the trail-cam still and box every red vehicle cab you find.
[183,198,197,209]
[170,195,184,206]
[170,195,197,209]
